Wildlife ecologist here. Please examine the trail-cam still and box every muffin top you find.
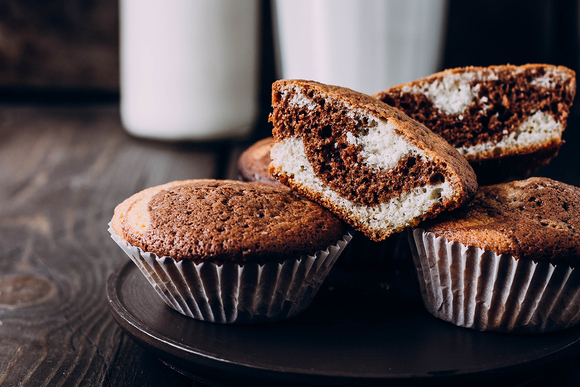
[237,137,280,184]
[111,179,347,264]
[422,177,580,266]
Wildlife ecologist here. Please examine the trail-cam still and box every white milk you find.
[120,0,260,141]
[273,0,449,95]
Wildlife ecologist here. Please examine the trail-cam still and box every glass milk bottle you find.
[120,0,260,140]
[273,0,448,95]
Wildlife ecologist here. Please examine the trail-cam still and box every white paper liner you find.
[109,225,351,324]
[409,228,580,333]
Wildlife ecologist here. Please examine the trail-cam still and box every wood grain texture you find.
[0,0,118,90]
[0,105,227,386]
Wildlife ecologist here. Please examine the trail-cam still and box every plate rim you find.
[106,260,580,385]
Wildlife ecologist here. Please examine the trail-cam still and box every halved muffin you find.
[374,64,576,184]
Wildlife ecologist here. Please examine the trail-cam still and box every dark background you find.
[0,0,577,100]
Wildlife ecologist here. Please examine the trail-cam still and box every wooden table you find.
[0,103,579,386]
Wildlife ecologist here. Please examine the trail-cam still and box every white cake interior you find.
[529,67,574,89]
[345,118,419,171]
[457,111,562,158]
[270,134,454,235]
[402,72,482,115]
[404,67,572,116]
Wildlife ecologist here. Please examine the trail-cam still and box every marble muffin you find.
[269,79,478,242]
[409,177,580,333]
[109,179,350,323]
[374,64,576,184]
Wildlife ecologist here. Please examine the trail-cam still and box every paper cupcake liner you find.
[109,225,351,324]
[409,228,580,333]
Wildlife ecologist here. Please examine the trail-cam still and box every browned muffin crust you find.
[126,179,347,264]
[422,177,580,266]
[237,137,280,184]
[270,80,478,209]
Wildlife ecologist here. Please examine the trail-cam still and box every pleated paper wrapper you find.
[409,228,580,333]
[109,226,351,324]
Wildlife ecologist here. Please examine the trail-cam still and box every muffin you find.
[237,137,280,184]
[269,79,478,242]
[109,179,351,323]
[409,177,580,333]
[374,64,576,184]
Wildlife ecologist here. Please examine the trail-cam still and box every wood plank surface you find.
[0,105,230,386]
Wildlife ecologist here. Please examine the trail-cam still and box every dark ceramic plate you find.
[107,260,580,386]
